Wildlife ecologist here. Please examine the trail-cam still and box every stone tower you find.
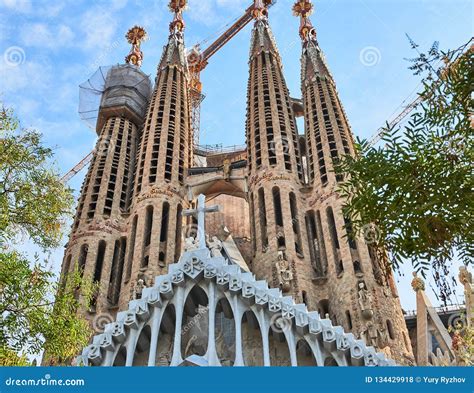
[126,4,192,304]
[62,49,152,314]
[246,0,310,303]
[293,0,413,363]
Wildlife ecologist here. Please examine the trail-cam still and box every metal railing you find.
[195,143,247,155]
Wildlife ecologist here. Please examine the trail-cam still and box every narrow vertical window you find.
[108,237,127,306]
[78,244,88,277]
[344,215,362,274]
[126,215,138,280]
[94,240,106,283]
[250,193,257,255]
[327,206,343,275]
[174,204,183,261]
[159,202,170,266]
[141,206,153,268]
[258,188,268,251]
[289,192,303,256]
[272,187,285,249]
[61,254,72,290]
[346,310,353,330]
[387,320,395,340]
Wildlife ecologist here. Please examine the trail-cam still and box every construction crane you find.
[60,151,94,183]
[187,0,275,147]
[61,1,273,184]
[61,8,470,184]
[366,95,423,148]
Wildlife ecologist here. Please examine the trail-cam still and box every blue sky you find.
[1,0,472,311]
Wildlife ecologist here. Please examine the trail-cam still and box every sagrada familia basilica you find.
[60,0,470,367]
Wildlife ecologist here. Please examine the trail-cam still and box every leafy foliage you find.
[0,252,96,366]
[0,104,94,365]
[336,40,473,302]
[0,106,74,250]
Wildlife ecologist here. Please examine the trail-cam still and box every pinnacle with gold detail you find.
[125,25,147,67]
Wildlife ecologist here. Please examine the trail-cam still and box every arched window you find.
[387,320,395,340]
[305,210,328,276]
[344,215,362,274]
[272,187,285,249]
[346,310,353,330]
[258,188,268,250]
[126,215,138,280]
[250,193,257,255]
[61,254,72,290]
[326,206,343,275]
[159,202,170,266]
[78,244,88,277]
[94,241,106,283]
[141,206,153,268]
[302,291,308,306]
[108,237,127,306]
[289,192,303,256]
[174,204,182,261]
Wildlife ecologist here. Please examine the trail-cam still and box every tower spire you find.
[168,0,187,34]
[292,0,316,41]
[125,25,147,67]
[252,0,272,20]
[295,0,413,363]
[293,0,332,81]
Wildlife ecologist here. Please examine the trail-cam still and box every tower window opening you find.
[327,206,343,275]
[346,310,353,330]
[258,188,268,251]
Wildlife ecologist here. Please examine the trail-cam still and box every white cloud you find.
[79,8,119,50]
[0,0,64,17]
[0,0,32,13]
[0,59,52,93]
[21,23,75,49]
[188,0,219,27]
[110,0,128,11]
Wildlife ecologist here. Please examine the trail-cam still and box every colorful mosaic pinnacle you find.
[252,0,272,20]
[293,0,316,41]
[125,26,147,67]
[169,0,187,33]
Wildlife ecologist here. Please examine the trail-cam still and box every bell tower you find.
[62,25,152,315]
[294,0,414,363]
[126,1,192,297]
[246,0,311,302]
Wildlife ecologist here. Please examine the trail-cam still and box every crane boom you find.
[60,151,93,184]
[367,95,423,147]
[200,7,254,68]
[188,1,275,147]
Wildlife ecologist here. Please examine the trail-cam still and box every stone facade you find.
[78,230,395,367]
[61,1,414,365]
